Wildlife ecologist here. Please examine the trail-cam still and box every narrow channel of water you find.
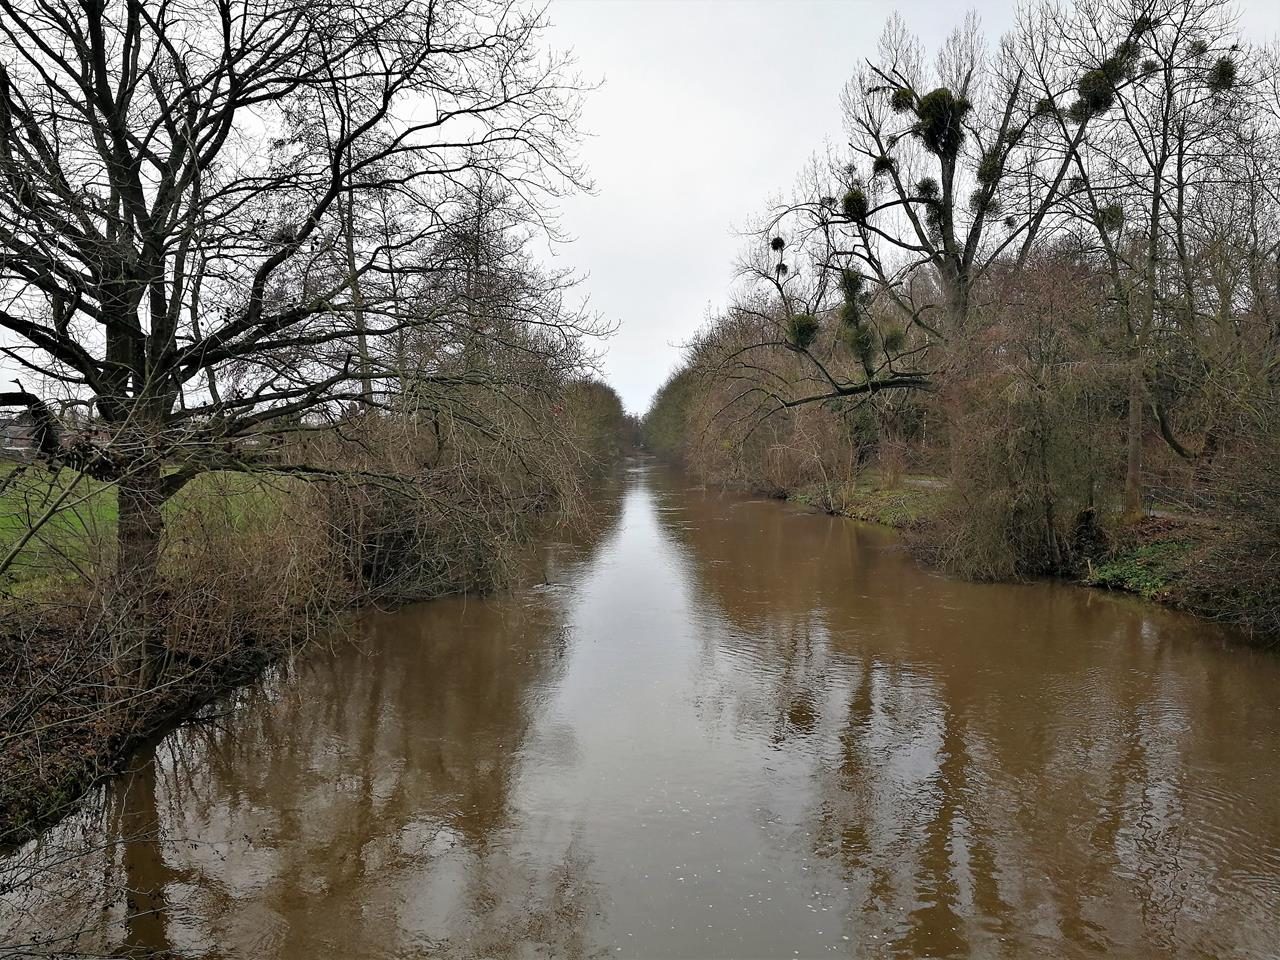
[6,458,1280,958]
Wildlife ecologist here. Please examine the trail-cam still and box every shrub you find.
[922,255,1123,579]
[1179,427,1280,636]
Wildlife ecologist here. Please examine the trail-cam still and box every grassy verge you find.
[0,461,113,588]
[787,477,945,529]
[833,484,944,528]
[1,463,292,590]
[1085,521,1197,601]
[1080,515,1271,641]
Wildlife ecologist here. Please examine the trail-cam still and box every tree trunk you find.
[1124,360,1144,519]
[113,458,167,691]
[939,263,970,335]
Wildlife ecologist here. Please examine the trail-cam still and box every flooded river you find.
[6,458,1280,958]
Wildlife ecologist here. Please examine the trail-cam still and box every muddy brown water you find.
[5,458,1280,958]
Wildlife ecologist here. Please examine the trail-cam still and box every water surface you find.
[7,459,1280,958]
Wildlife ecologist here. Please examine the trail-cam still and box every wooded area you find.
[644,0,1279,636]
[2,0,1280,954]
[0,0,628,849]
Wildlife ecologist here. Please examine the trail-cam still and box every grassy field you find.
[1,461,291,590]
[0,461,112,589]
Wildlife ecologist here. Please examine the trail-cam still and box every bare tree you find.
[0,0,587,688]
[721,10,1089,423]
[1035,0,1253,514]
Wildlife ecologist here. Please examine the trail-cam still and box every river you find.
[5,458,1280,958]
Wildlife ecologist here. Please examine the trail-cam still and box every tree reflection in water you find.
[2,490,623,959]
[647,464,1280,959]
[5,462,1280,960]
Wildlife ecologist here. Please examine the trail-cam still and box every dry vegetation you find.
[2,381,628,849]
[644,0,1280,642]
[0,0,632,861]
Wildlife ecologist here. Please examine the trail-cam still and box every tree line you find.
[645,0,1279,635]
[0,0,628,852]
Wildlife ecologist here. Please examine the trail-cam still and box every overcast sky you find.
[546,0,1280,414]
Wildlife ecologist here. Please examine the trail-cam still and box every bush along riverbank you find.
[657,455,1277,646]
[2,385,633,852]
[643,330,1279,640]
[901,488,1269,643]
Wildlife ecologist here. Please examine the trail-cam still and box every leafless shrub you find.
[921,255,1125,579]
[1179,420,1280,637]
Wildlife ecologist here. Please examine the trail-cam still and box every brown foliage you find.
[1179,424,1280,636]
[923,255,1126,579]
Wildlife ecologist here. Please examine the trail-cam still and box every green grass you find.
[790,477,944,528]
[0,462,114,587]
[838,485,943,527]
[1087,539,1193,599]
[1,462,292,590]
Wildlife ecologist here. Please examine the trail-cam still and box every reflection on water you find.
[5,458,1280,958]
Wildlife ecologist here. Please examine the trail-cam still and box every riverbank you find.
[780,476,1271,645]
[0,457,630,852]
[9,458,1278,958]
[0,465,337,849]
[0,614,288,851]
[0,575,336,852]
